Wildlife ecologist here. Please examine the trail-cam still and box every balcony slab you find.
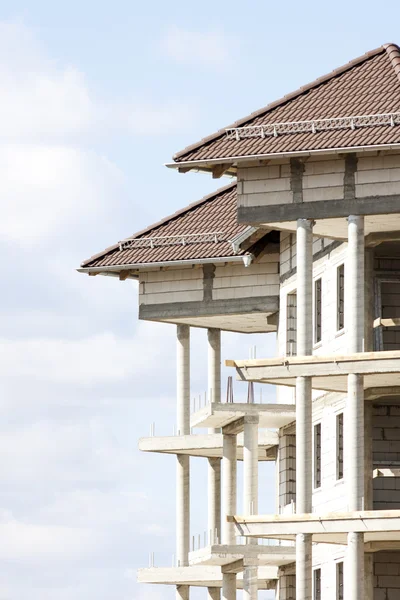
[189,543,295,567]
[227,350,400,393]
[230,509,400,545]
[139,431,278,460]
[190,402,295,430]
[138,566,278,588]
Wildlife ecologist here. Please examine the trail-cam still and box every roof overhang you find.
[77,255,251,279]
[166,143,400,175]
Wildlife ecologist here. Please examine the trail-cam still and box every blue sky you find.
[1,2,400,599]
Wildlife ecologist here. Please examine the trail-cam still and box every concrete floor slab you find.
[139,431,278,460]
[189,543,295,567]
[190,402,295,429]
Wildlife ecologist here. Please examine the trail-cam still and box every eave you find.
[166,142,400,175]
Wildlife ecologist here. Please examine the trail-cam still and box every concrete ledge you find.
[137,566,278,588]
[237,194,400,224]
[139,296,279,320]
[139,431,278,460]
[227,350,400,393]
[190,402,296,430]
[231,509,400,545]
[189,543,295,567]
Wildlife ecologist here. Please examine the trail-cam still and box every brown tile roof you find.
[172,44,400,165]
[80,183,249,270]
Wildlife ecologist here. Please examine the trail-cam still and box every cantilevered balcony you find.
[229,510,400,550]
[190,402,296,431]
[139,431,278,460]
[137,565,278,589]
[227,350,400,394]
[189,541,295,568]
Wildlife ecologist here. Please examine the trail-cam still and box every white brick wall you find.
[237,151,400,210]
[139,266,203,305]
[374,551,400,599]
[139,254,280,306]
[213,253,279,301]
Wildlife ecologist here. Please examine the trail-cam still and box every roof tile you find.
[173,44,400,164]
[81,183,248,270]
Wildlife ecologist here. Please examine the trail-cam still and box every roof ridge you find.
[173,44,387,162]
[80,182,236,267]
[384,43,400,85]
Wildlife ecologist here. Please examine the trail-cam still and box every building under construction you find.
[80,43,400,600]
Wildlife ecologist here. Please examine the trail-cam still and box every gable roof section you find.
[80,183,250,271]
[172,44,400,166]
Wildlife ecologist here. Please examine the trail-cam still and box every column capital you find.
[296,218,315,230]
[243,414,260,425]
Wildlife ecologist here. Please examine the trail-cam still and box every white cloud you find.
[162,25,233,67]
[0,23,96,140]
[0,144,123,244]
[0,22,196,143]
[0,322,173,385]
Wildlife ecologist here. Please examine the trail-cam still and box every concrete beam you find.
[222,559,244,574]
[222,418,245,436]
[139,296,279,322]
[237,194,400,224]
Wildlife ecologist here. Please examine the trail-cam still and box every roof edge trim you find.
[78,255,249,274]
[166,142,400,171]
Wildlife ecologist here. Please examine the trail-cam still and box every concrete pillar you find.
[243,415,259,600]
[208,458,221,544]
[295,218,313,600]
[346,215,365,600]
[176,325,190,600]
[207,329,222,599]
[208,328,221,404]
[222,434,237,544]
[208,328,221,544]
[222,573,236,600]
[222,433,237,599]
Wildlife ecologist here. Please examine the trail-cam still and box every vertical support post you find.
[222,433,237,599]
[296,218,313,600]
[208,328,222,543]
[207,328,222,600]
[243,415,259,600]
[176,325,190,600]
[346,215,365,600]
[222,574,236,600]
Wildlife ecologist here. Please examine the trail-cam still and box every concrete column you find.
[222,433,237,599]
[243,415,259,600]
[207,588,220,600]
[222,434,237,544]
[208,457,221,543]
[222,573,236,600]
[176,325,190,600]
[296,218,313,600]
[208,328,221,544]
[346,215,365,600]
[208,328,221,404]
